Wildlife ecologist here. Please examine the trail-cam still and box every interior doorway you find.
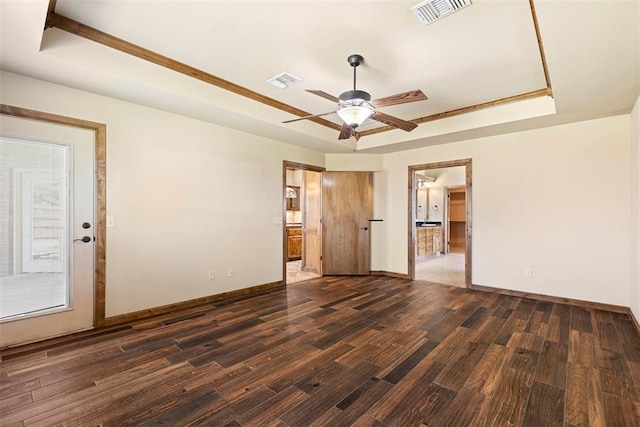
[283,162,324,284]
[282,164,374,283]
[408,159,472,288]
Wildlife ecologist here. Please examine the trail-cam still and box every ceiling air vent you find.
[411,0,472,26]
[266,72,302,89]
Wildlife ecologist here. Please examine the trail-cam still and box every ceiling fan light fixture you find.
[282,54,427,138]
[337,105,373,128]
[337,89,373,127]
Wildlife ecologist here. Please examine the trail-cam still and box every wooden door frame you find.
[282,161,325,285]
[1,104,107,327]
[407,159,472,286]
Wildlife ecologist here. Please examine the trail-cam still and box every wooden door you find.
[322,172,372,275]
[302,170,322,274]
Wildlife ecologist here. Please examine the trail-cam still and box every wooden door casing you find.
[322,172,372,275]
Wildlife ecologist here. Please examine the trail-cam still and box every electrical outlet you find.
[227,268,234,277]
[524,269,532,278]
[208,270,215,280]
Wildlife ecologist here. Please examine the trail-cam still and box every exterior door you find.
[322,171,372,275]
[0,116,95,347]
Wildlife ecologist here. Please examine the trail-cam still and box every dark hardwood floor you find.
[1,276,640,426]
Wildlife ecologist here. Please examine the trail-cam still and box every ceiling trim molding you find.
[529,0,553,96]
[356,88,550,138]
[44,11,342,133]
[43,0,554,141]
[47,0,57,15]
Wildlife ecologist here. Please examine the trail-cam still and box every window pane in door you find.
[0,138,70,320]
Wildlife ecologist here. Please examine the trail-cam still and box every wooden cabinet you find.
[286,227,302,261]
[416,226,442,257]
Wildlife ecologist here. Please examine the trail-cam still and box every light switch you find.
[106,216,115,227]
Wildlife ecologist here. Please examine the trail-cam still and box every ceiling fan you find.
[283,54,428,140]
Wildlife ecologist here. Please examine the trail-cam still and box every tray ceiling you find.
[0,0,638,153]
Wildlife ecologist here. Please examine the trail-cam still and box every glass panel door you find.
[1,139,70,319]
[0,114,94,347]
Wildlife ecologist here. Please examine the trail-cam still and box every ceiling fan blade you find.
[338,123,353,140]
[282,110,337,123]
[307,90,340,103]
[372,90,428,108]
[371,111,418,132]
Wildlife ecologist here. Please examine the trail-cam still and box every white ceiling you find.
[0,0,638,154]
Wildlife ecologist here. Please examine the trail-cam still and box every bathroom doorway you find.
[408,159,472,288]
[283,161,323,284]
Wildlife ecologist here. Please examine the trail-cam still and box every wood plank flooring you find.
[1,276,640,426]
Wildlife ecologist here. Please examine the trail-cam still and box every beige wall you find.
[420,167,466,223]
[375,116,632,307]
[0,72,324,317]
[325,153,383,171]
[2,71,637,320]
[631,95,640,320]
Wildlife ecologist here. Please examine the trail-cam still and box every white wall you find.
[423,167,466,223]
[0,72,324,317]
[631,95,640,320]
[2,71,636,319]
[376,116,632,307]
[370,170,387,271]
[325,153,383,171]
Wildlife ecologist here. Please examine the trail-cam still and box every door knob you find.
[74,236,92,243]
[360,226,368,231]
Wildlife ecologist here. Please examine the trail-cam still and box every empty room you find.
[1,0,639,425]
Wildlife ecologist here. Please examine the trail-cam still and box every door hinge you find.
[320,255,323,261]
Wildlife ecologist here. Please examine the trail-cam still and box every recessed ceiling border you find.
[44,9,342,133]
[43,0,553,141]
